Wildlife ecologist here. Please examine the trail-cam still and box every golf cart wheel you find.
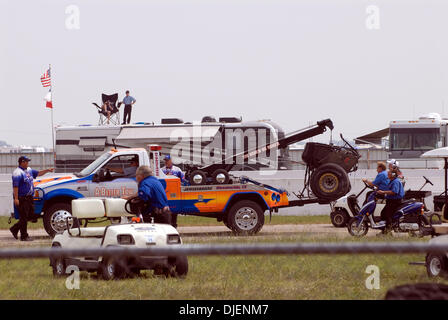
[43,202,78,238]
[347,217,369,237]
[310,163,350,201]
[426,253,448,278]
[172,256,189,278]
[211,169,230,185]
[51,243,66,277]
[189,170,207,186]
[330,209,349,228]
[127,268,141,278]
[227,200,264,235]
[100,257,125,280]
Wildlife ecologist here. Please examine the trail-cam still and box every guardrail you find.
[0,242,447,259]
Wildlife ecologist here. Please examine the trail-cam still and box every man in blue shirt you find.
[377,169,405,234]
[10,156,54,241]
[121,90,136,125]
[362,162,389,204]
[162,155,185,181]
[135,165,176,227]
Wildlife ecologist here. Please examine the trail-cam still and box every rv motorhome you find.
[55,117,290,173]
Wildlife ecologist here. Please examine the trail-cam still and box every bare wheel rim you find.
[50,210,73,234]
[107,262,115,276]
[333,213,344,225]
[55,260,64,274]
[319,173,338,193]
[429,257,442,276]
[234,207,258,231]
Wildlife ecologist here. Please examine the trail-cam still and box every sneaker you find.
[9,227,18,240]
[20,237,33,242]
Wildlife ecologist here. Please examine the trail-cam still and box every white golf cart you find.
[50,198,188,280]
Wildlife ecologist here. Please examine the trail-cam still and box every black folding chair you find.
[92,93,122,125]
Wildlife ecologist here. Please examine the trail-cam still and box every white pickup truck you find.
[32,147,154,237]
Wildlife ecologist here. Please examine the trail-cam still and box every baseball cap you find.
[387,159,400,168]
[18,156,31,163]
[164,155,171,160]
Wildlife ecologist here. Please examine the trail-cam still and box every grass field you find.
[0,233,444,300]
[0,214,330,230]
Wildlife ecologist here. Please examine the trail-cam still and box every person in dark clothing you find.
[377,169,405,235]
[121,90,136,125]
[133,165,177,228]
[10,156,54,241]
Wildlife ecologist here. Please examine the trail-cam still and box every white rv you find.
[355,113,447,169]
[55,117,289,173]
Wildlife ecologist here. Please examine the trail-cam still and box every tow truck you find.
[28,119,359,237]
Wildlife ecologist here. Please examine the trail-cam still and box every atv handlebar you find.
[423,176,434,186]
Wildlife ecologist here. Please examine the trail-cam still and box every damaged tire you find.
[310,163,350,201]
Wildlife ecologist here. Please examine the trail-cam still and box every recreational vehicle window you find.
[390,128,439,151]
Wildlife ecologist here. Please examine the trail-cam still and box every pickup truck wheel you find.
[44,202,77,238]
[310,163,349,201]
[227,200,264,235]
[51,243,66,277]
[330,209,349,228]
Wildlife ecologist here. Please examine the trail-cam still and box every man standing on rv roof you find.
[122,90,136,125]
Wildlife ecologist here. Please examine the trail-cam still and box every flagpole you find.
[49,64,55,168]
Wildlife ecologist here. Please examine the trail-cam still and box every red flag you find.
[44,91,53,109]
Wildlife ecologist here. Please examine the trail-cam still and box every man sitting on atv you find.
[362,161,389,204]
[376,169,405,235]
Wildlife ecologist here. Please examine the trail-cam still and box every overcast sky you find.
[1,0,448,148]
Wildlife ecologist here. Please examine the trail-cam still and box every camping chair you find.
[92,93,122,125]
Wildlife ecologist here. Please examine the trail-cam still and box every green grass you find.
[0,234,442,300]
[0,214,330,230]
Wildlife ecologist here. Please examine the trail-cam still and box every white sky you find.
[1,0,448,148]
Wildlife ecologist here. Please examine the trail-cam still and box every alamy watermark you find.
[167,124,280,175]
[65,5,81,30]
[365,265,380,290]
[65,265,80,290]
[365,5,380,30]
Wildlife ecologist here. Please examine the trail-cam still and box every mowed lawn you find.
[0,234,444,300]
[0,214,330,230]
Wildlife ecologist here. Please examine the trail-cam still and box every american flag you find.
[40,68,51,87]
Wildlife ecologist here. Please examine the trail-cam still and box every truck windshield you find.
[390,128,439,151]
[76,153,113,177]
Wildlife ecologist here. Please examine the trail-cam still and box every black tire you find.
[222,215,232,231]
[99,257,126,280]
[426,253,448,278]
[330,209,349,228]
[172,256,189,278]
[227,200,264,235]
[43,202,77,238]
[189,170,207,186]
[310,163,350,201]
[51,243,66,277]
[211,169,230,185]
[127,268,141,278]
[347,217,369,237]
[385,283,448,300]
